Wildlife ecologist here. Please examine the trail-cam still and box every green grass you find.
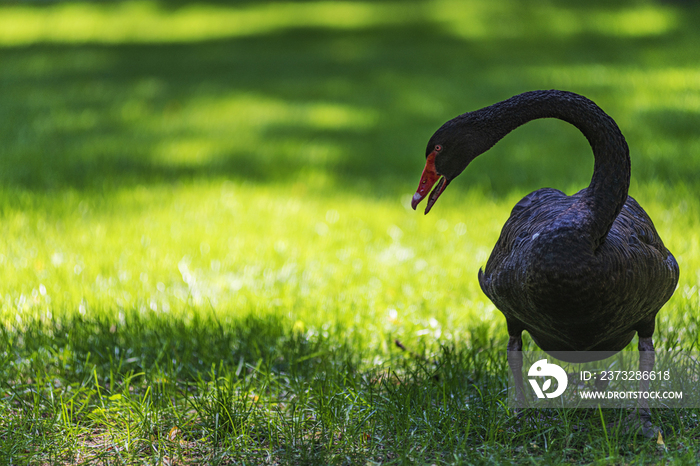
[1,0,700,463]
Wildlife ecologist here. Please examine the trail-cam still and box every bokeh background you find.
[2,0,698,323]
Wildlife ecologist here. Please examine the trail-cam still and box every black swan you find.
[411,90,679,433]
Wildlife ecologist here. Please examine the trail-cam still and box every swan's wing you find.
[610,196,673,258]
[600,196,680,327]
[478,188,573,312]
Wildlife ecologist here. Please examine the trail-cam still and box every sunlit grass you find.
[2,180,696,348]
[0,183,505,346]
[529,65,700,110]
[0,1,409,45]
[435,2,678,40]
[1,0,700,463]
[0,0,682,46]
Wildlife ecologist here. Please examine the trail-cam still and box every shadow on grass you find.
[2,1,700,198]
[2,311,697,464]
[1,311,336,384]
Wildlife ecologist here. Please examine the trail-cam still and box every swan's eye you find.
[435,144,442,152]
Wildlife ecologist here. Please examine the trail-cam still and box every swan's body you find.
[478,187,677,357]
[411,90,679,428]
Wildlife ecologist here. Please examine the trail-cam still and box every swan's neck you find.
[478,90,630,243]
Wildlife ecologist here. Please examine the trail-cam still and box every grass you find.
[0,0,699,463]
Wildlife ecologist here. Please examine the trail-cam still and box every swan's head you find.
[411,115,487,214]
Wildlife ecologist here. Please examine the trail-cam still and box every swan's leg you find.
[606,333,659,437]
[636,335,658,438]
[507,333,526,409]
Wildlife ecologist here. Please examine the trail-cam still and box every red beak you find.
[411,150,450,214]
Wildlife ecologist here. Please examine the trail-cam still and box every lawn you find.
[1,0,699,464]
